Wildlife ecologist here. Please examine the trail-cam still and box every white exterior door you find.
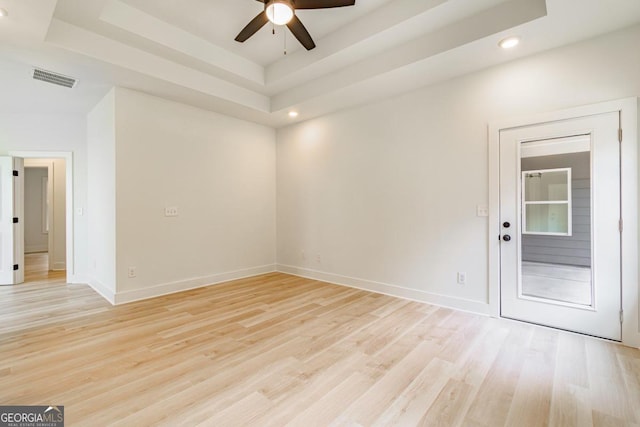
[0,156,24,285]
[499,112,621,340]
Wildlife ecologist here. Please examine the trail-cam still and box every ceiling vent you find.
[32,68,77,88]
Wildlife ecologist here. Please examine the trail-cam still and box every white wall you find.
[24,167,48,253]
[111,88,276,302]
[0,113,87,281]
[87,89,117,297]
[276,25,640,312]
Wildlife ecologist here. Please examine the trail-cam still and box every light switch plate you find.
[476,204,489,217]
[165,206,179,217]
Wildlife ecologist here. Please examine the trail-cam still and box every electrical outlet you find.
[476,205,489,217]
[316,254,321,263]
[128,266,137,278]
[457,272,466,285]
[301,250,306,260]
[164,206,179,217]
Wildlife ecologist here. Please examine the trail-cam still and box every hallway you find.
[24,252,65,284]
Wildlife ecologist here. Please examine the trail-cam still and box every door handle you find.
[502,234,511,242]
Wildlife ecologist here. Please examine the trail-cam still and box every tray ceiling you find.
[0,0,639,126]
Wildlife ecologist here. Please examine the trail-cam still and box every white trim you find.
[25,245,48,254]
[489,97,639,348]
[88,278,116,305]
[621,99,639,348]
[52,262,66,271]
[521,167,572,236]
[520,135,591,157]
[112,264,277,305]
[41,175,49,234]
[10,151,75,283]
[277,264,490,315]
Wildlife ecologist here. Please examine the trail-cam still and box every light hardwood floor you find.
[1,272,639,426]
[23,252,66,284]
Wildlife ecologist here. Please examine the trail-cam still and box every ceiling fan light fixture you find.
[266,0,294,26]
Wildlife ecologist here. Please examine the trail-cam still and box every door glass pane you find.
[520,141,592,306]
[525,204,569,234]
[524,170,569,201]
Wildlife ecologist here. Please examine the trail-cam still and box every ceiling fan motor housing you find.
[265,0,295,10]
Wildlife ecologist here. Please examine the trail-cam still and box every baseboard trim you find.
[276,264,490,315]
[52,262,66,271]
[25,246,48,254]
[113,264,277,305]
[68,274,84,285]
[88,278,116,305]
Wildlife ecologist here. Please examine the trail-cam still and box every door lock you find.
[503,221,511,228]
[502,234,511,242]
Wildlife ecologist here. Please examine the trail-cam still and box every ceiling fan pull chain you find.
[272,21,275,35]
[284,29,287,55]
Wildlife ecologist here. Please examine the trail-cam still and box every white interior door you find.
[0,156,24,285]
[499,112,621,340]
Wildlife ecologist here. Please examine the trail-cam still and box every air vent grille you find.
[32,68,77,88]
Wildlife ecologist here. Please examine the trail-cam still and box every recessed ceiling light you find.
[288,111,299,118]
[0,8,8,18]
[499,36,520,49]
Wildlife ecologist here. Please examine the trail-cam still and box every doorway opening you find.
[23,159,67,284]
[9,151,74,285]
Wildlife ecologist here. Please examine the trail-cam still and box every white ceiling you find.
[0,0,639,127]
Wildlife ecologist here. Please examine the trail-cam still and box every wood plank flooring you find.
[1,271,639,426]
[24,252,66,284]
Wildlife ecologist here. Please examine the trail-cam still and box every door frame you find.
[488,97,639,347]
[9,151,74,283]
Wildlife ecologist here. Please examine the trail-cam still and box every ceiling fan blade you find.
[286,15,316,50]
[294,0,355,9]
[235,12,269,42]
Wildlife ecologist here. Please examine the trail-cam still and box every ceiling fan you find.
[235,0,356,51]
